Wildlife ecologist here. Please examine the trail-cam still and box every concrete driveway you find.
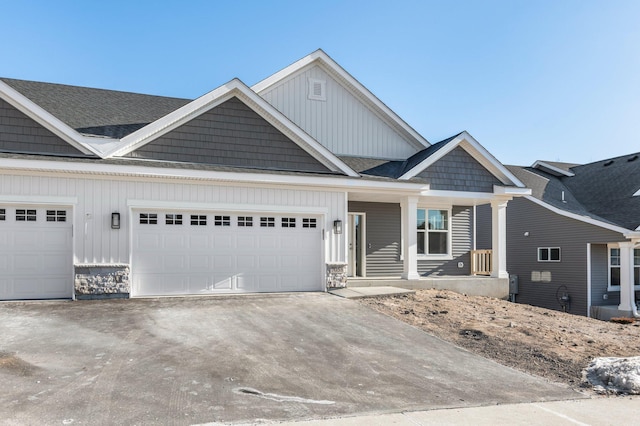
[1,293,581,425]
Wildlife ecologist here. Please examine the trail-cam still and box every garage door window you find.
[282,217,296,228]
[214,215,230,226]
[46,210,67,222]
[165,214,183,225]
[0,209,5,221]
[260,217,275,227]
[140,213,157,224]
[191,215,207,225]
[238,216,253,227]
[16,209,37,222]
[302,218,317,228]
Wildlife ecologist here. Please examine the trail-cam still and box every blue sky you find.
[1,0,638,165]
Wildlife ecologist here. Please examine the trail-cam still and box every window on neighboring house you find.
[417,209,449,255]
[609,248,640,286]
[538,247,561,262]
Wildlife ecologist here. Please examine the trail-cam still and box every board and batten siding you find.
[418,206,473,276]
[506,197,626,316]
[259,64,419,160]
[0,172,346,265]
[348,202,474,277]
[125,97,330,173]
[0,98,86,156]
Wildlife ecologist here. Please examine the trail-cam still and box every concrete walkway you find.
[328,286,414,299]
[273,396,640,425]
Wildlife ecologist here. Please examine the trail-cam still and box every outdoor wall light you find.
[333,219,343,234]
[111,212,120,229]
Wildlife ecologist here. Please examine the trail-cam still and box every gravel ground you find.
[358,289,640,391]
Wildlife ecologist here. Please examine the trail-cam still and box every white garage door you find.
[0,206,73,300]
[131,211,323,296]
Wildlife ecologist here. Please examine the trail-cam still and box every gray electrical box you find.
[509,275,519,294]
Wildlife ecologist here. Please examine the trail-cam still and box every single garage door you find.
[0,206,73,300]
[131,210,323,296]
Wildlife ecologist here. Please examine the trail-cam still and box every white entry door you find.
[0,206,73,300]
[131,210,323,296]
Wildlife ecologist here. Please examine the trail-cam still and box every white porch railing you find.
[471,250,492,276]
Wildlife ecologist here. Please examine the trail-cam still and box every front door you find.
[348,213,365,277]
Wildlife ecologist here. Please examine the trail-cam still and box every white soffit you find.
[103,79,358,177]
[251,49,430,151]
[0,80,99,156]
[398,131,526,187]
[531,160,575,177]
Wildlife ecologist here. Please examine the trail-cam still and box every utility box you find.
[509,275,519,294]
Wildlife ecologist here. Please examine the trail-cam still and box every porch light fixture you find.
[333,219,343,234]
[111,212,120,229]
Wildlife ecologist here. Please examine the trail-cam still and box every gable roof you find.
[251,49,430,152]
[510,152,640,232]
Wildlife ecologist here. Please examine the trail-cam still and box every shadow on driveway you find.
[0,293,582,425]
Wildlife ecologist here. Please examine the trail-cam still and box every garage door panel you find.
[132,211,322,296]
[137,234,161,250]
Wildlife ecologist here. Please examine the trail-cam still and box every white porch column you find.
[491,198,509,279]
[618,242,637,314]
[401,196,420,280]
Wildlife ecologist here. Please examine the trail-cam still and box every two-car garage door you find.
[0,206,73,300]
[131,210,323,296]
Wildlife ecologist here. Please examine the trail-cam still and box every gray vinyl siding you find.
[506,197,625,316]
[415,147,502,192]
[349,201,402,277]
[590,244,620,307]
[0,98,85,156]
[126,97,331,173]
[475,203,492,249]
[418,206,473,276]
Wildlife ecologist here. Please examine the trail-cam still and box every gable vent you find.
[308,78,326,101]
[628,155,638,162]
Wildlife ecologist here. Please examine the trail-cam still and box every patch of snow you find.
[584,356,640,394]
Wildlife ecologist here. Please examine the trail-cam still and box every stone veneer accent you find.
[74,265,130,299]
[326,263,348,289]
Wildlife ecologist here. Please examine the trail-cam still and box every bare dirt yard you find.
[358,289,640,392]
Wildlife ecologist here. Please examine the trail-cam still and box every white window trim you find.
[607,244,640,291]
[537,247,561,262]
[417,206,453,260]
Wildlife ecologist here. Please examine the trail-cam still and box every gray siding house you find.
[502,157,640,319]
[0,49,528,301]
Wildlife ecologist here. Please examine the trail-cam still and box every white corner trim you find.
[524,195,638,236]
[399,131,526,187]
[251,49,430,150]
[531,160,575,177]
[0,80,99,156]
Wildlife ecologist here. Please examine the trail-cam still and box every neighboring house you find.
[503,156,640,319]
[0,49,528,301]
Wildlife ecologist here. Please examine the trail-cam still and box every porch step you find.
[328,286,415,299]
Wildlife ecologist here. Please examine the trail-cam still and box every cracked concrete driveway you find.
[0,293,582,425]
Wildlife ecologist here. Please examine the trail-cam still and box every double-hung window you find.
[417,209,449,256]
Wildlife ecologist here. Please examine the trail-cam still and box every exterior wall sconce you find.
[333,219,343,234]
[111,212,120,229]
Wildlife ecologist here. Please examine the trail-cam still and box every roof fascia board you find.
[531,160,575,177]
[0,80,99,156]
[0,157,423,192]
[252,49,430,151]
[106,79,358,177]
[524,195,634,236]
[399,131,526,187]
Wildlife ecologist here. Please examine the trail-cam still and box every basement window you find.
[16,209,37,222]
[538,247,560,262]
